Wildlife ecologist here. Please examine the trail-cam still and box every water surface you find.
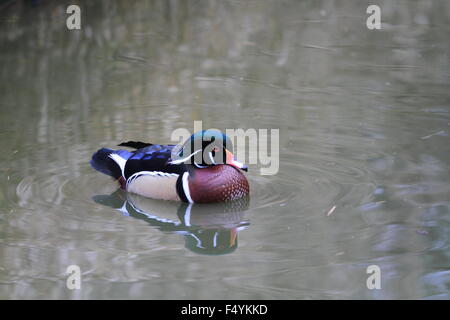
[0,0,449,299]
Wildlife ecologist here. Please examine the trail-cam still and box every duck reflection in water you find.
[93,190,250,255]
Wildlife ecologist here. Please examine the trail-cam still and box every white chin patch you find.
[232,160,245,168]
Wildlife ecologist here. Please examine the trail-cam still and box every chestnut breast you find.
[188,165,249,203]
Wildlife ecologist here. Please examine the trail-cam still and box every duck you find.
[90,130,249,203]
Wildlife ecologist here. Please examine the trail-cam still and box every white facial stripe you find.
[182,172,194,203]
[209,151,216,165]
[169,149,202,165]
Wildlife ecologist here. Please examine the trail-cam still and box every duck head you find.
[170,129,248,172]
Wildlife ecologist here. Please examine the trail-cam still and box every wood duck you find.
[90,130,249,203]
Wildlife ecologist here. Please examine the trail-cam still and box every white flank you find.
[182,172,194,203]
[126,171,180,201]
[126,171,178,188]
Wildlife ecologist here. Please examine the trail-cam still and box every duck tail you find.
[90,148,131,179]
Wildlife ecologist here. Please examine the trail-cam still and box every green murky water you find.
[0,0,449,299]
